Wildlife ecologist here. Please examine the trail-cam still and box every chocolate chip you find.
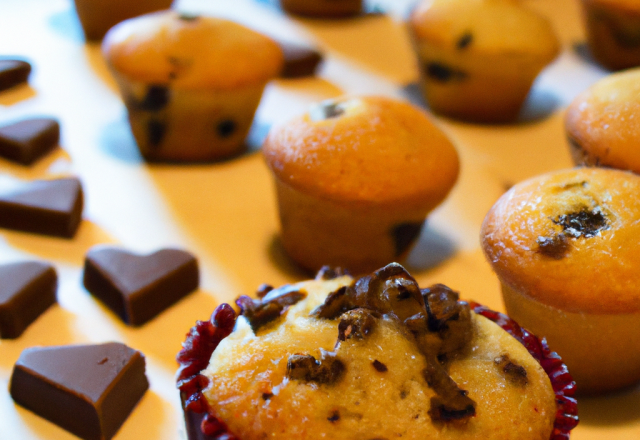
[278,41,323,78]
[139,86,169,111]
[537,234,570,259]
[338,308,378,341]
[255,283,274,298]
[495,355,528,386]
[327,410,340,422]
[0,117,60,165]
[456,32,473,50]
[309,101,345,121]
[287,351,345,384]
[216,119,236,138]
[261,392,273,400]
[425,62,467,82]
[391,222,423,256]
[83,246,199,326]
[147,119,165,147]
[372,360,388,372]
[0,59,31,91]
[0,177,83,238]
[10,342,148,440]
[0,261,57,339]
[236,285,306,332]
[552,207,609,238]
[428,396,476,423]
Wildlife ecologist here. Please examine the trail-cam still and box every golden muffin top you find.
[102,10,283,89]
[202,265,556,440]
[409,0,559,61]
[262,95,460,207]
[482,167,640,314]
[565,68,640,173]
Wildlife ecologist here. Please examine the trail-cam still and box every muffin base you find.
[501,282,640,394]
[275,180,428,274]
[114,76,267,162]
[581,0,640,71]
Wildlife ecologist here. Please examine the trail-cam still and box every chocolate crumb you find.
[495,355,528,386]
[537,234,569,259]
[552,207,609,238]
[400,390,408,399]
[372,360,388,372]
[327,410,340,422]
[216,119,236,138]
[261,392,273,400]
[456,32,473,50]
[391,222,423,256]
[425,62,467,82]
[287,351,345,384]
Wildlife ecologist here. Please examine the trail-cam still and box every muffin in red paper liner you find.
[177,264,577,440]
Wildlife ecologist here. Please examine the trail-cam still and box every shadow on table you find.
[577,385,640,426]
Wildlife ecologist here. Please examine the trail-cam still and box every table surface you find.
[1,0,639,439]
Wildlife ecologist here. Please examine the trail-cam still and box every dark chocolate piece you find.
[424,62,467,82]
[327,410,340,422]
[10,342,148,440]
[147,119,166,147]
[278,41,323,78]
[338,308,378,341]
[552,207,609,238]
[0,177,83,238]
[216,119,236,138]
[287,350,345,384]
[83,246,199,326]
[372,360,388,372]
[139,86,170,111]
[0,117,60,165]
[537,233,570,259]
[494,354,528,386]
[456,32,473,50]
[236,284,306,332]
[391,222,423,256]
[0,59,31,91]
[309,100,345,121]
[0,261,57,339]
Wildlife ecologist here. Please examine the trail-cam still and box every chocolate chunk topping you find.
[10,342,148,440]
[216,119,236,138]
[83,246,199,326]
[139,86,169,111]
[495,355,528,386]
[287,350,345,384]
[372,360,388,372]
[338,308,378,341]
[236,284,306,332]
[327,410,340,422]
[313,263,476,421]
[255,283,274,298]
[0,59,31,91]
[278,41,323,78]
[0,117,60,165]
[537,233,570,259]
[552,207,608,238]
[315,266,350,281]
[456,32,473,50]
[0,261,57,339]
[0,177,83,238]
[147,119,166,147]
[391,222,423,256]
[425,62,467,82]
[309,100,345,121]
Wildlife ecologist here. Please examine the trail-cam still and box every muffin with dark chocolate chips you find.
[262,95,459,274]
[102,10,283,162]
[409,0,560,123]
[177,263,578,440]
[481,167,640,394]
[565,68,640,172]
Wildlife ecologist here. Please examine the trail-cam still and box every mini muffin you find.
[565,68,640,172]
[481,167,640,394]
[262,96,459,274]
[580,0,640,71]
[102,11,283,162]
[409,0,560,123]
[280,0,363,18]
[73,0,173,41]
[177,264,578,440]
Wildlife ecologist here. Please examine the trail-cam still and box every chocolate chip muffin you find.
[262,95,459,274]
[102,11,283,162]
[177,264,578,440]
[565,68,640,173]
[580,0,640,70]
[409,0,560,123]
[481,167,640,394]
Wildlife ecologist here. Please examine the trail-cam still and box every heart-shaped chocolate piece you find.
[10,342,148,440]
[0,117,60,165]
[0,261,57,339]
[0,177,83,238]
[0,59,31,91]
[83,246,199,326]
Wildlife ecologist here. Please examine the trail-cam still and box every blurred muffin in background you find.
[102,10,283,162]
[409,0,560,123]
